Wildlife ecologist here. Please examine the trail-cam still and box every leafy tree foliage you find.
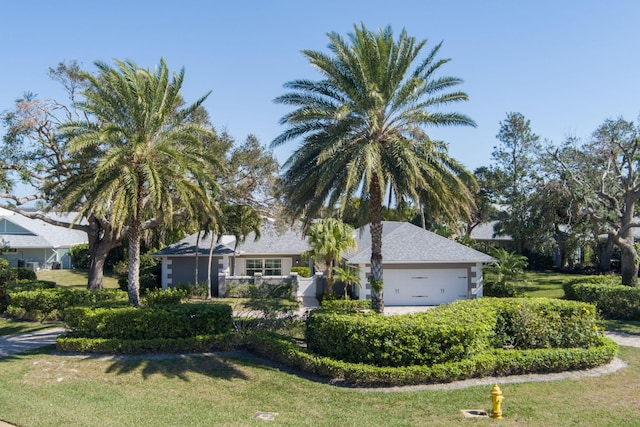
[491,112,542,253]
[555,117,640,286]
[302,218,357,287]
[272,24,475,312]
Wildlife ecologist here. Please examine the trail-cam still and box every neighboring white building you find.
[0,208,88,269]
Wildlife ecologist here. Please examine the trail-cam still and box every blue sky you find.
[1,0,639,172]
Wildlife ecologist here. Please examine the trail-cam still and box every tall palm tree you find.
[272,24,476,312]
[62,59,221,306]
[302,218,357,290]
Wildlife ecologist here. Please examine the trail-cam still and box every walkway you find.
[0,327,65,358]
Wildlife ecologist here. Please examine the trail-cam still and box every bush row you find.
[563,277,640,320]
[306,298,603,368]
[245,331,618,387]
[307,302,495,367]
[6,288,127,321]
[472,298,603,349]
[63,303,233,339]
[320,299,372,312]
[56,332,241,354]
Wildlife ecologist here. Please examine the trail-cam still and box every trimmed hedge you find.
[307,302,495,367]
[472,298,603,349]
[56,332,242,354]
[63,304,233,339]
[307,298,603,368]
[564,277,640,320]
[245,331,618,387]
[320,299,372,312]
[9,279,57,292]
[5,288,128,321]
[143,288,188,305]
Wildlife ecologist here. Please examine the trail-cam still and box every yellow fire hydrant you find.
[490,384,504,419]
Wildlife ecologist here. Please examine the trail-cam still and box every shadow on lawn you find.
[104,354,250,382]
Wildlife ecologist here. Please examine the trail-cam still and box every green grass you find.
[0,345,638,426]
[36,269,119,289]
[510,271,592,298]
[604,319,640,335]
[0,317,59,337]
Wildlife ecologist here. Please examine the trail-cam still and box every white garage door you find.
[383,268,468,306]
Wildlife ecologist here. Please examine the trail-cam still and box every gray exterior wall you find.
[168,256,221,292]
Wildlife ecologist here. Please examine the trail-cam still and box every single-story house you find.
[346,222,494,305]
[151,221,309,295]
[153,220,494,305]
[0,208,88,269]
[469,220,514,248]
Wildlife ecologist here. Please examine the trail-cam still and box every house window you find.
[264,259,282,276]
[245,259,282,276]
[245,259,264,276]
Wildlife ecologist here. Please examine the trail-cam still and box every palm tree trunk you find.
[369,174,384,313]
[194,231,201,285]
[127,220,142,306]
[207,234,215,299]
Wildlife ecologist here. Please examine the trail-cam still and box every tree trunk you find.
[619,239,638,287]
[324,259,333,294]
[597,235,614,272]
[86,215,121,290]
[207,234,215,299]
[369,174,384,314]
[194,231,201,285]
[126,221,142,306]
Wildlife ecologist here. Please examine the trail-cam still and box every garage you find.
[383,268,469,306]
[345,222,495,306]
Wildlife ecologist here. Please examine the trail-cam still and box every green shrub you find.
[63,303,233,339]
[8,279,56,292]
[69,244,90,270]
[13,267,37,281]
[564,277,640,319]
[306,302,495,367]
[225,283,254,298]
[290,266,311,277]
[56,332,242,354]
[320,299,371,312]
[175,283,208,298]
[0,259,17,311]
[473,298,603,349]
[226,281,294,300]
[484,280,520,297]
[5,288,128,320]
[143,288,187,305]
[245,331,618,387]
[115,254,161,295]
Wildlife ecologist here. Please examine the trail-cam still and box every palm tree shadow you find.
[104,353,249,381]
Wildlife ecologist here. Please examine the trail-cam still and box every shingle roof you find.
[0,208,88,249]
[470,221,513,241]
[152,221,308,257]
[345,221,494,264]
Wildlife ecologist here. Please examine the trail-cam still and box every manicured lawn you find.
[0,345,637,426]
[513,271,592,298]
[604,319,640,335]
[36,269,119,289]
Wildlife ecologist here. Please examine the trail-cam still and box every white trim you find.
[161,258,172,290]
